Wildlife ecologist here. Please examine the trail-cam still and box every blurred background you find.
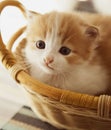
[0,0,111,129]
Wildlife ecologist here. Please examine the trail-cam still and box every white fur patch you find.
[46,13,60,48]
[65,63,108,95]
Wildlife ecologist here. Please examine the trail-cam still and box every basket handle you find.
[0,0,39,83]
[0,0,27,18]
[0,0,28,50]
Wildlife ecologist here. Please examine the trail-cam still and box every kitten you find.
[17,11,111,95]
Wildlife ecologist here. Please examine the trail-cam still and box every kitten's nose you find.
[44,56,54,65]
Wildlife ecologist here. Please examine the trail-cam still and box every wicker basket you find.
[0,1,111,130]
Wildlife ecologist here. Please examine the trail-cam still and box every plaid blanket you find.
[1,106,63,130]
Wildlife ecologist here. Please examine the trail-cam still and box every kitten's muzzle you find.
[44,57,54,64]
[44,57,54,70]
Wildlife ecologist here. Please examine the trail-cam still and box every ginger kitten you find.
[17,11,111,95]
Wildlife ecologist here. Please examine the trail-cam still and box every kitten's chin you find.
[40,65,56,74]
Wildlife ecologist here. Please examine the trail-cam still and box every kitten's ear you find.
[84,25,100,50]
[26,10,41,20]
[85,26,99,39]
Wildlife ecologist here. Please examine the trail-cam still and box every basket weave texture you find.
[0,1,111,130]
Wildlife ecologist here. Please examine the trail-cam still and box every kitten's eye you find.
[36,40,45,49]
[59,47,71,55]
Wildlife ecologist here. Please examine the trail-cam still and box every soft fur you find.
[18,11,111,95]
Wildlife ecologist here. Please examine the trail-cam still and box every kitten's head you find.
[25,11,99,75]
